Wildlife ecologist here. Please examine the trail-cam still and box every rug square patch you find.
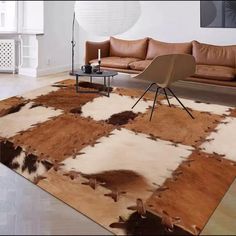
[201,117,236,161]
[61,128,193,197]
[11,114,113,162]
[162,97,232,116]
[0,102,62,138]
[81,93,152,121]
[125,104,222,146]
[146,151,236,235]
[33,85,99,113]
[37,169,134,235]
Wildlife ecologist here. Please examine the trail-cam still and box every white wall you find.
[77,1,236,65]
[37,1,79,76]
[36,1,236,75]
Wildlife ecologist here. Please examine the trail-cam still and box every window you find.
[0,1,44,34]
[0,1,17,32]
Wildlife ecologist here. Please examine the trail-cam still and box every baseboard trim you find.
[18,68,38,77]
[37,64,80,77]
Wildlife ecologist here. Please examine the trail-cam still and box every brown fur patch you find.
[70,107,82,114]
[146,151,236,234]
[82,170,148,193]
[22,153,38,173]
[229,108,236,117]
[0,140,52,174]
[30,103,43,109]
[114,87,165,101]
[0,140,22,169]
[125,105,222,147]
[5,102,26,114]
[41,160,53,170]
[52,84,68,88]
[106,111,138,125]
[11,114,113,162]
[0,96,26,117]
[33,85,99,113]
[54,79,76,86]
[37,169,137,235]
[110,211,192,235]
[79,81,113,92]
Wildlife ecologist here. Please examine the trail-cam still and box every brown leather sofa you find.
[85,37,236,87]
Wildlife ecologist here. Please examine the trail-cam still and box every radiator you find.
[0,39,15,73]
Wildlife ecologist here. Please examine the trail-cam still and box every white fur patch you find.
[162,97,232,116]
[201,117,236,162]
[62,128,192,187]
[20,85,59,100]
[81,93,152,121]
[0,102,62,138]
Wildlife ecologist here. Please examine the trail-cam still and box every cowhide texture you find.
[0,79,236,235]
[0,140,52,182]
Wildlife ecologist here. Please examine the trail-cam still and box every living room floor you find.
[0,163,111,235]
[0,71,235,235]
[1,72,236,106]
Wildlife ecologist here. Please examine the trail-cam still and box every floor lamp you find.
[69,12,76,76]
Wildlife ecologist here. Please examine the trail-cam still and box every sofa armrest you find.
[85,40,110,64]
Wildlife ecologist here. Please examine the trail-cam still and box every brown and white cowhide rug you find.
[0,79,236,235]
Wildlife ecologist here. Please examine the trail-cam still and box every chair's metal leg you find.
[149,87,160,121]
[163,88,171,107]
[167,88,194,119]
[132,83,156,109]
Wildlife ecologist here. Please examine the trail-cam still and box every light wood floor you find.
[0,164,111,235]
[201,178,236,235]
[1,72,236,106]
[0,71,236,235]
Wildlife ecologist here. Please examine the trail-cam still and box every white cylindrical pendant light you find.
[74,1,141,36]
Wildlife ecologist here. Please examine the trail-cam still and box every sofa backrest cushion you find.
[192,40,236,68]
[146,38,192,60]
[110,37,148,60]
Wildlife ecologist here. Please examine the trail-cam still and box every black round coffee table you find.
[75,70,118,97]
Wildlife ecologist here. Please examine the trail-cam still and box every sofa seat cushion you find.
[192,41,236,68]
[90,57,140,69]
[129,60,152,71]
[193,65,235,81]
[146,38,192,60]
[110,37,148,60]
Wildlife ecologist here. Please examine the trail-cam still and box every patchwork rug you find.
[0,79,236,235]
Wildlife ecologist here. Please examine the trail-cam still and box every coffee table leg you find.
[76,75,79,93]
[90,76,92,84]
[107,76,110,97]
[104,76,106,92]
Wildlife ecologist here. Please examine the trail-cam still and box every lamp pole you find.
[70,12,76,76]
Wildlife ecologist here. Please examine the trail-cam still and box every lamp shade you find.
[74,1,141,36]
